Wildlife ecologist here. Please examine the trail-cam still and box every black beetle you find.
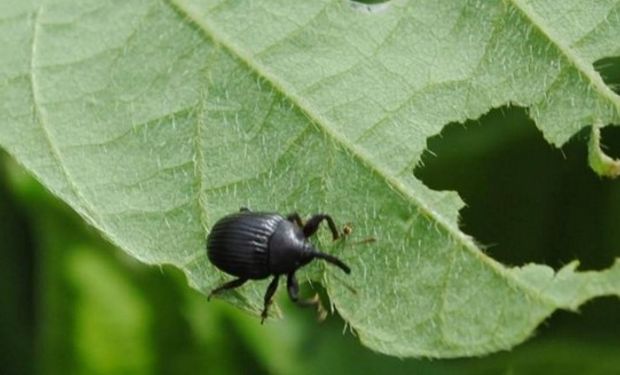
[207,207,350,322]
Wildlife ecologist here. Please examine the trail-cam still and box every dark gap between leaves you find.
[599,126,620,159]
[541,296,620,342]
[0,153,37,374]
[414,106,620,271]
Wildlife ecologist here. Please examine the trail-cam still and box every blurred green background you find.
[1,59,620,375]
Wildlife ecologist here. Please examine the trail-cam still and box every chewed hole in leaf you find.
[594,56,620,95]
[415,106,620,271]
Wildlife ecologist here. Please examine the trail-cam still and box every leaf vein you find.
[28,5,101,227]
[508,0,620,110]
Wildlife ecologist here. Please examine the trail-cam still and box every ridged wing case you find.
[207,212,283,279]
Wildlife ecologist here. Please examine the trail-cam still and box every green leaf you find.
[1,0,619,357]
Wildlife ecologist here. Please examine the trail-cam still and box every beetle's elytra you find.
[206,208,350,323]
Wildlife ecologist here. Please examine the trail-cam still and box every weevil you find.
[206,208,350,323]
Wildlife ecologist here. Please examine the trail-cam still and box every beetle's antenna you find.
[312,251,351,274]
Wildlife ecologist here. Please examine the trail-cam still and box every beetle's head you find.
[293,243,314,268]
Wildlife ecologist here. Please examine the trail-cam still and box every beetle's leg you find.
[239,207,250,212]
[261,275,280,324]
[208,278,248,300]
[286,273,327,321]
[303,214,339,240]
[286,212,303,227]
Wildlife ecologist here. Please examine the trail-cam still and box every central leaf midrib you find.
[168,0,558,306]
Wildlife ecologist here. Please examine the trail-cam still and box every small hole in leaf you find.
[414,106,620,270]
[349,0,390,4]
[594,56,620,94]
[348,0,391,13]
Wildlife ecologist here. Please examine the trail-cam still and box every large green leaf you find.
[1,0,619,357]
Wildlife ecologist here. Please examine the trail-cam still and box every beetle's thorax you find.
[268,220,313,274]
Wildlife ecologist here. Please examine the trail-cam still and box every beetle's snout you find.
[311,251,351,274]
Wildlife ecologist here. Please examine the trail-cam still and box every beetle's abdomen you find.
[207,212,283,279]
